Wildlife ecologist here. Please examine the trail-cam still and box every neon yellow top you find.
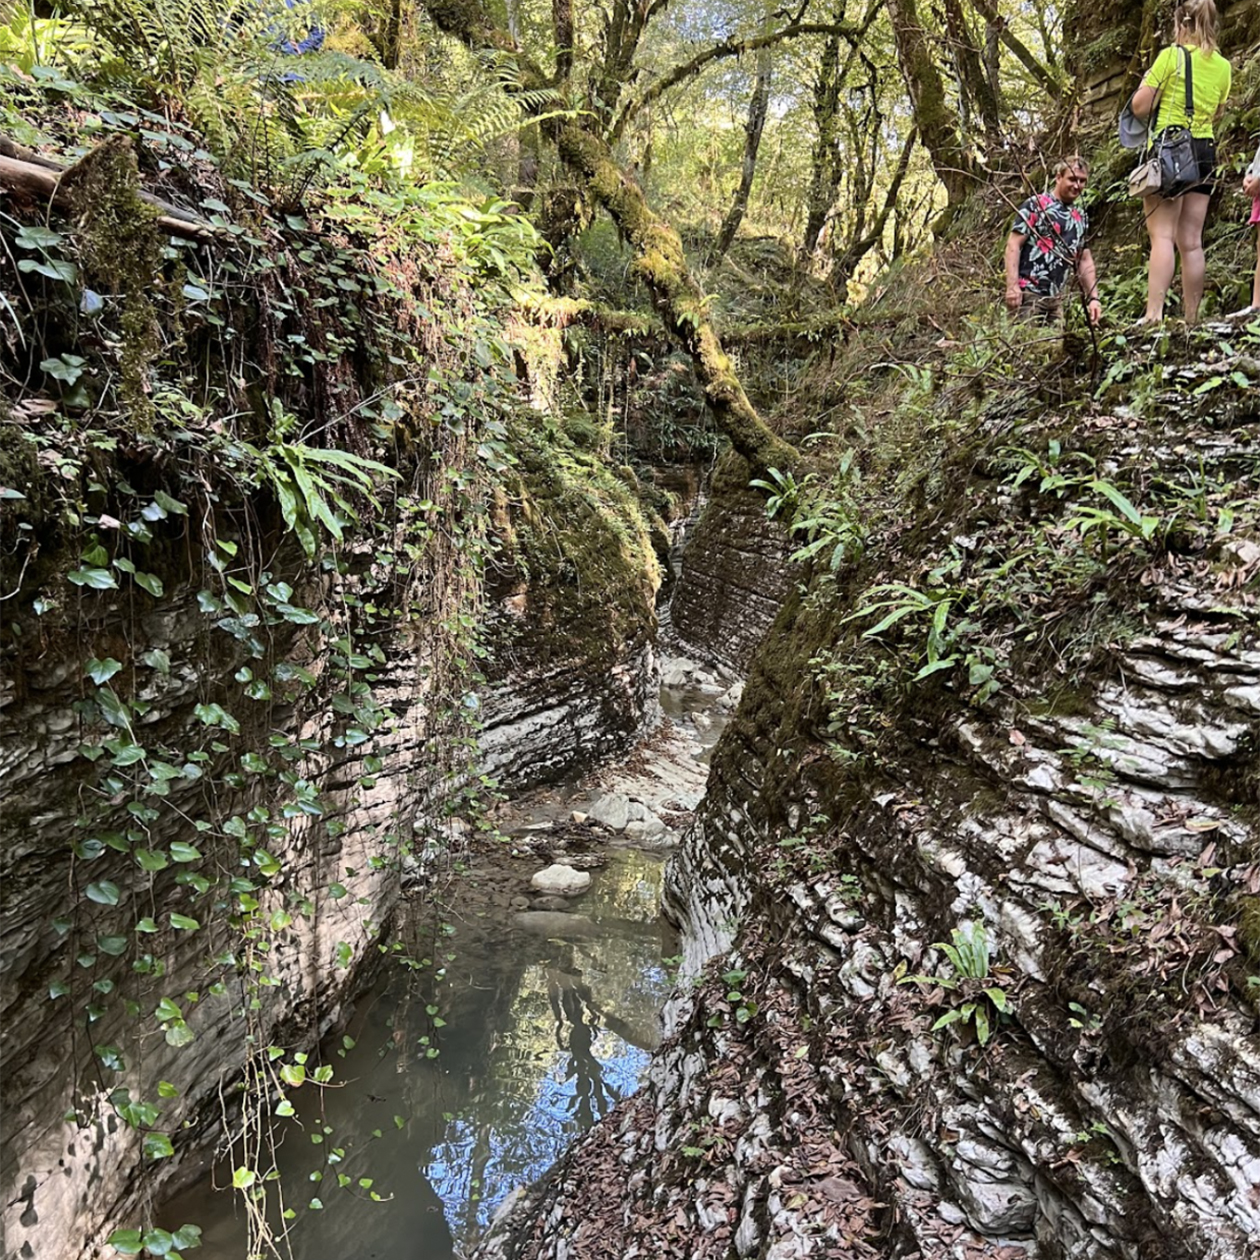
[1143,45,1231,140]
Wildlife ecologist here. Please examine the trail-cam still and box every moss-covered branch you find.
[420,0,801,478]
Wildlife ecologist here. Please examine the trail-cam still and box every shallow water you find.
[160,848,676,1260]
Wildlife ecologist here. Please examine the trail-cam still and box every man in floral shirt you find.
[1004,157,1103,327]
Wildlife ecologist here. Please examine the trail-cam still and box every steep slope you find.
[476,320,1259,1259]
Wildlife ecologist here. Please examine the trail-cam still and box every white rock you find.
[587,792,630,831]
[529,864,591,897]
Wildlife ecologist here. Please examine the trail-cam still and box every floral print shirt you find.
[1011,194,1088,297]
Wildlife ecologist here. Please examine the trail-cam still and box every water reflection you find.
[161,849,674,1260]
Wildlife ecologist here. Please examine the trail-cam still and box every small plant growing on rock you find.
[900,921,1011,1046]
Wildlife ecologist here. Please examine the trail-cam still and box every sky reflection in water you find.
[162,848,673,1260]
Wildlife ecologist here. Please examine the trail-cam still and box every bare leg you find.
[1143,195,1182,320]
[1253,228,1260,309]
[1175,193,1211,323]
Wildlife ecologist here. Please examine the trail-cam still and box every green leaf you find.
[69,567,118,590]
[169,913,200,931]
[1089,480,1143,525]
[153,490,188,516]
[913,656,957,680]
[19,257,78,283]
[135,850,169,872]
[134,572,164,597]
[86,657,123,684]
[164,1020,195,1047]
[16,225,64,250]
[974,1005,991,1045]
[985,987,1008,1012]
[106,1229,145,1255]
[169,842,201,863]
[49,979,70,999]
[95,688,131,729]
[170,1224,202,1250]
[97,934,129,956]
[142,1132,173,1159]
[930,1008,964,1031]
[141,648,171,674]
[154,998,182,1022]
[232,1167,256,1190]
[86,880,121,905]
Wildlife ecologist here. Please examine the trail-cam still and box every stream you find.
[159,654,735,1259]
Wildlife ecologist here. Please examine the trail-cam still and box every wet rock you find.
[512,912,599,938]
[551,853,604,870]
[529,864,591,897]
[586,792,630,831]
[659,658,695,687]
[624,813,667,843]
[529,896,571,912]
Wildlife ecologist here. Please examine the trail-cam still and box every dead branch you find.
[0,137,218,241]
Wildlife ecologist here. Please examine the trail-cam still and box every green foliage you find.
[0,33,546,1251]
[900,921,1011,1047]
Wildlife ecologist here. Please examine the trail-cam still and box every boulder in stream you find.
[586,792,630,831]
[529,864,592,896]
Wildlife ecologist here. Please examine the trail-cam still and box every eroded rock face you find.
[669,455,797,670]
[473,335,1260,1260]
[479,639,660,793]
[0,583,430,1259]
[477,569,1260,1260]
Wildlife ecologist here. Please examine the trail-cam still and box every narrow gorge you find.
[2,2,1258,1259]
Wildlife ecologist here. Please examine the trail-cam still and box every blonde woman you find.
[1131,0,1232,323]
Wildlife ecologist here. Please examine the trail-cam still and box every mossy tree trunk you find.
[884,0,975,219]
[709,42,772,265]
[420,0,801,478]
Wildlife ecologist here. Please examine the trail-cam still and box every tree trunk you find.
[554,126,799,475]
[942,0,999,144]
[709,44,772,264]
[801,31,843,257]
[884,0,974,217]
[419,0,801,478]
[829,128,917,288]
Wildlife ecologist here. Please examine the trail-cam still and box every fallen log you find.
[0,138,219,241]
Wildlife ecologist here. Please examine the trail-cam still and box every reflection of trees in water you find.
[549,954,616,1133]
[426,931,659,1248]
[184,852,675,1258]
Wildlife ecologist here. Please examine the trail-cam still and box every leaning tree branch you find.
[0,137,219,240]
[421,0,801,478]
[966,0,1064,100]
[611,18,871,144]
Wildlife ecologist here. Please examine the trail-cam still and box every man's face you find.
[1054,166,1088,204]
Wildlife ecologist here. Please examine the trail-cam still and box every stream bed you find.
[160,655,735,1259]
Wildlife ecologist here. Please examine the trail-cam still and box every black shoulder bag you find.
[1155,46,1200,197]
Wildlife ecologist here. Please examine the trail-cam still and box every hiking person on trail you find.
[1129,0,1231,325]
[1232,138,1260,319]
[1003,157,1102,328]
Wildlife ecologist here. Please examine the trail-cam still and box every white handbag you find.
[1128,156,1162,198]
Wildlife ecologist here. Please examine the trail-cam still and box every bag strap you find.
[1178,43,1194,120]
